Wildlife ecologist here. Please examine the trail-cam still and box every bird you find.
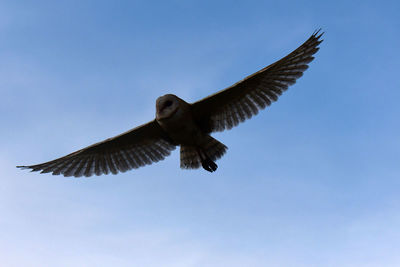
[17,30,323,177]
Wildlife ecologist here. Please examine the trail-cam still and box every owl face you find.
[156,94,180,121]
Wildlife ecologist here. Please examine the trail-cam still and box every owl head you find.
[156,94,180,120]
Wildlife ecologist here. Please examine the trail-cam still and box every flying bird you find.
[18,30,323,177]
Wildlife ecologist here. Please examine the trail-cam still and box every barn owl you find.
[17,30,323,177]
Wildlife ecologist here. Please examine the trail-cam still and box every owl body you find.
[155,94,201,146]
[155,94,226,172]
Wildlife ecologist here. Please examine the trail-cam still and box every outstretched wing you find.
[17,120,176,177]
[191,30,323,133]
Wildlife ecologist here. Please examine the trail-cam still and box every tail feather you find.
[180,136,227,172]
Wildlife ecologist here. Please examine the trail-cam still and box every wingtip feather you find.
[16,165,29,169]
[312,28,324,41]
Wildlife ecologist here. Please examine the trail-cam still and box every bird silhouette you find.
[17,30,323,177]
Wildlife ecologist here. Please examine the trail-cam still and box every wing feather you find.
[17,120,176,177]
[192,30,323,133]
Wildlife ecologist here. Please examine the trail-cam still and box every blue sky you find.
[1,0,400,266]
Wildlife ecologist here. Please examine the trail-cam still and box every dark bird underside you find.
[17,30,323,177]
